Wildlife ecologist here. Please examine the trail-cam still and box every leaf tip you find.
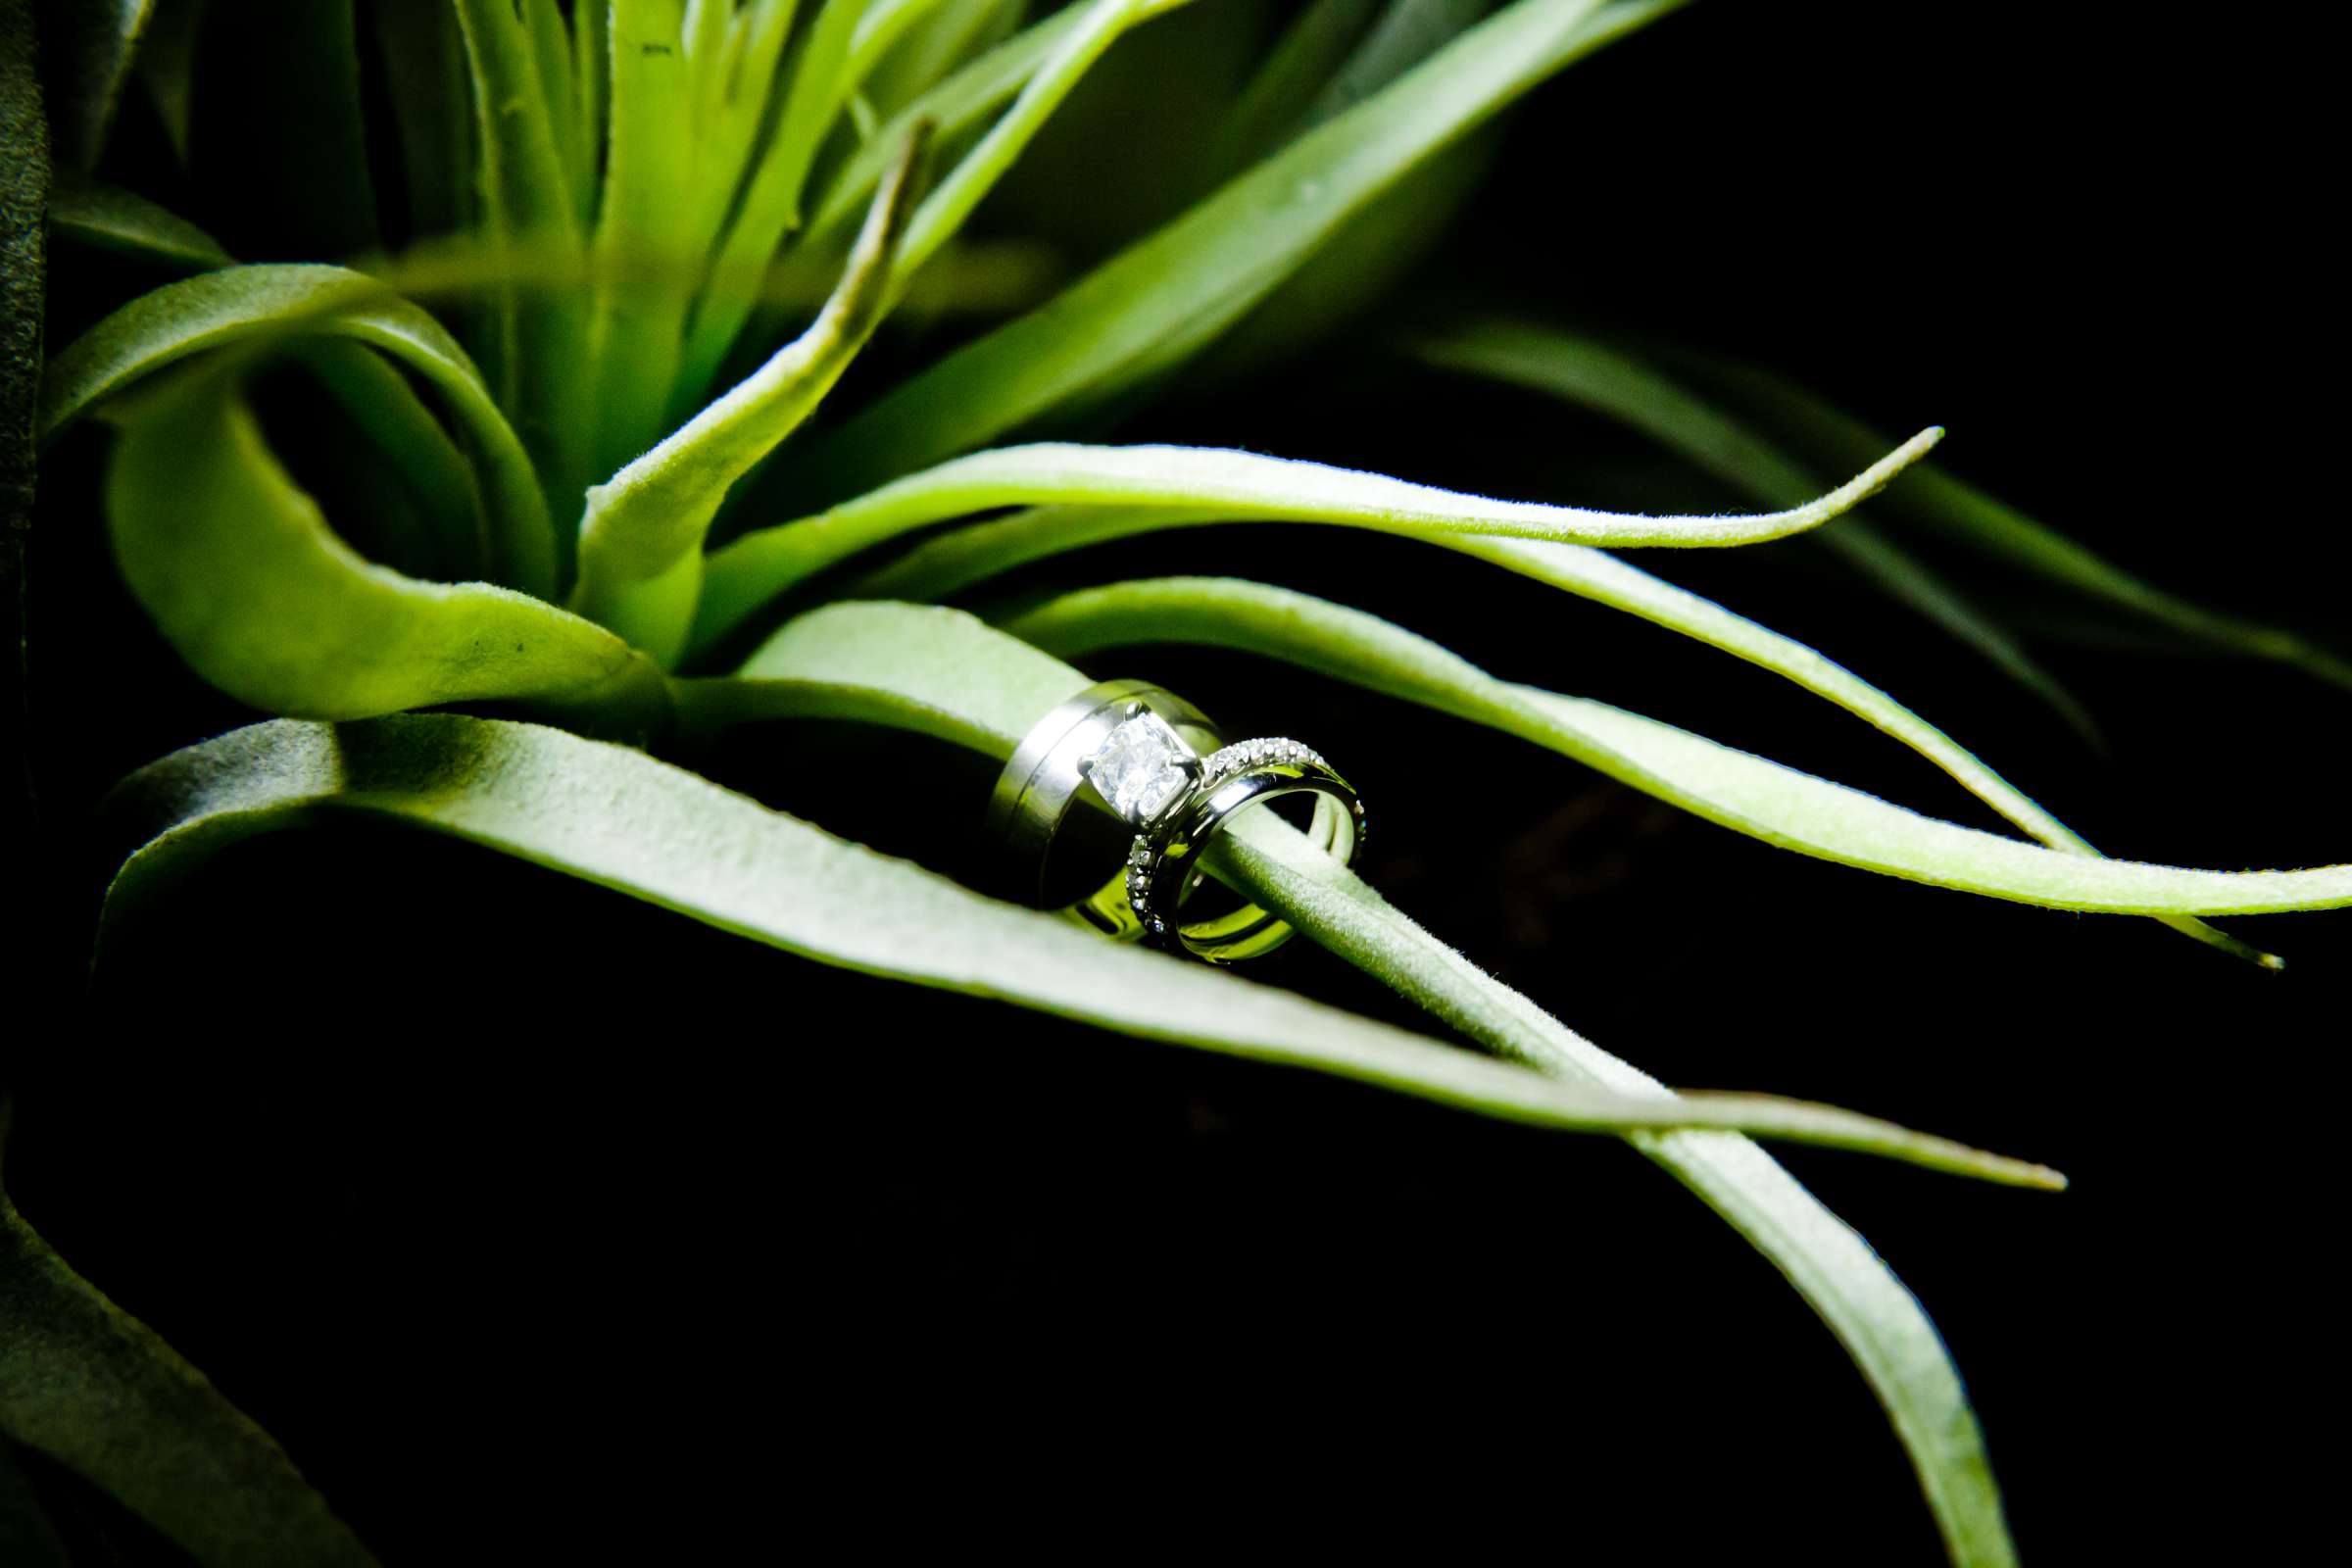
[1779,424,1948,539]
[2025,1161,2070,1194]
[2179,918,2287,971]
[1958,1145,2068,1192]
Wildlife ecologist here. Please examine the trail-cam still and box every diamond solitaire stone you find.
[1085,710,1195,823]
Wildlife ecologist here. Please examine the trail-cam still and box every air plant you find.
[2,2,2345,1564]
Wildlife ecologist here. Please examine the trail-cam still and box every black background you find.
[7,2,2348,1562]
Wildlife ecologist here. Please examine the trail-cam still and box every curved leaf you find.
[46,174,233,270]
[693,427,1940,651]
[39,264,557,596]
[1001,576,2352,917]
[711,598,2036,1563]
[843,497,2284,964]
[1407,319,2103,739]
[104,368,663,727]
[573,128,928,665]
[295,339,491,576]
[773,0,1679,503]
[102,713,2053,1186]
[1,1109,376,1567]
[1210,816,2027,1567]
[30,183,480,575]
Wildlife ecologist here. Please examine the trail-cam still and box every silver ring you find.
[1127,738,1363,963]
[987,680,1365,963]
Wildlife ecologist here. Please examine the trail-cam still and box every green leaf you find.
[760,0,881,240]
[1001,575,2352,917]
[572,128,928,665]
[523,0,583,221]
[693,425,1941,652]
[707,598,2040,1562]
[39,263,558,596]
[296,339,492,576]
[889,0,1158,283]
[845,490,2285,965]
[1200,0,1381,184]
[46,173,233,270]
[1304,0,1493,125]
[1181,0,1502,383]
[1683,352,2352,693]
[774,0,1679,503]
[1816,517,2102,741]
[689,3,801,244]
[451,0,593,528]
[679,0,1181,412]
[103,366,664,727]
[34,250,482,575]
[859,0,1022,118]
[101,710,2057,1187]
[1232,813,2029,1565]
[1406,319,2105,742]
[845,0,958,86]
[807,0,1198,244]
[571,0,609,223]
[1,1107,377,1567]
[671,0,903,407]
[581,0,696,476]
[1199,136,1496,388]
[583,0,798,447]
[449,0,580,264]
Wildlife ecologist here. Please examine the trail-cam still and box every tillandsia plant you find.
[2,1,2348,1563]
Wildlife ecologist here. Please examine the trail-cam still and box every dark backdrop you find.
[8,3,2345,1562]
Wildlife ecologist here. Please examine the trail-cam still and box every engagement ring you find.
[985,680,1364,963]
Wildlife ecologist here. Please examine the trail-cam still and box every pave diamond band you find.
[1121,741,1363,963]
[987,680,1364,963]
